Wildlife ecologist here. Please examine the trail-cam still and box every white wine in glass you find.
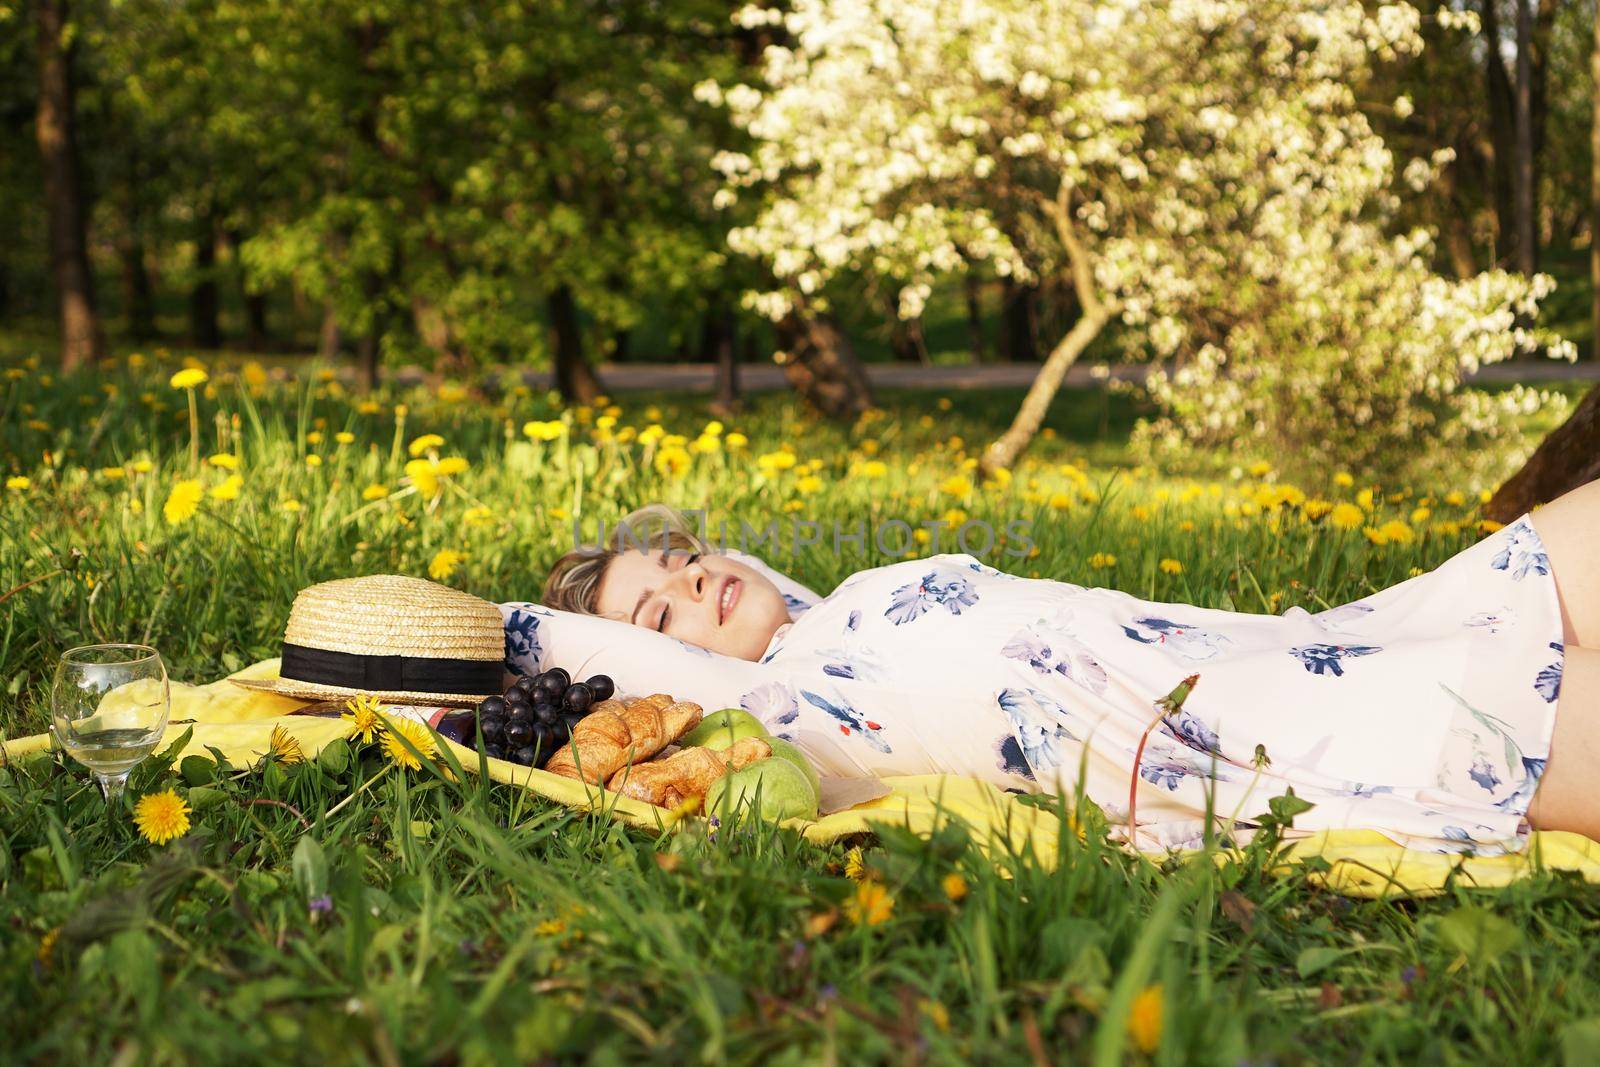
[51,644,171,804]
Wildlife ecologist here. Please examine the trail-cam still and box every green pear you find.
[705,757,819,824]
[679,707,769,750]
[762,737,821,803]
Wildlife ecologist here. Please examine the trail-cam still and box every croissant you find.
[542,697,702,786]
[607,736,773,807]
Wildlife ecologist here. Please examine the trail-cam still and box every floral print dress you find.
[754,515,1566,856]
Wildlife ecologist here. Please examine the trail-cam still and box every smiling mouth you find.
[718,576,741,625]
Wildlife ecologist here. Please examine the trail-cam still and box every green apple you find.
[679,707,769,750]
[705,757,819,824]
[763,737,821,803]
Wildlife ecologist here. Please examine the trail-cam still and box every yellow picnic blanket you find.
[6,659,1600,899]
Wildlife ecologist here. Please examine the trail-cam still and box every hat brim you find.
[230,675,492,708]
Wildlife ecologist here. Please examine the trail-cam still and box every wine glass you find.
[51,644,171,804]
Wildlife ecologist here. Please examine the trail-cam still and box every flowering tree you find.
[707,0,1574,473]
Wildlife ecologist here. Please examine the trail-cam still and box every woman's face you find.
[594,547,791,661]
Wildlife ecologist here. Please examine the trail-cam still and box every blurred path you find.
[498,359,1600,394]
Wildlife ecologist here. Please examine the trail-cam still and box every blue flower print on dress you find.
[1535,642,1563,703]
[1468,756,1502,792]
[815,612,886,681]
[783,592,813,616]
[846,610,861,631]
[800,688,891,753]
[673,638,713,657]
[1160,708,1221,756]
[1120,617,1232,660]
[1489,518,1551,581]
[1335,782,1395,798]
[885,568,979,625]
[995,733,1036,782]
[1494,757,1547,813]
[1003,622,1110,695]
[1463,606,1516,634]
[1139,758,1204,791]
[502,606,546,675]
[996,688,1076,776]
[741,682,799,740]
[1287,643,1382,676]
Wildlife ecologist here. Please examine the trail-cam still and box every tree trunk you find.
[1486,385,1600,521]
[774,307,875,419]
[611,328,631,363]
[190,206,220,349]
[1512,0,1537,275]
[998,278,1039,362]
[318,303,342,360]
[34,0,103,370]
[356,272,384,391]
[1592,0,1600,360]
[706,302,741,418]
[1482,0,1517,265]
[965,274,987,363]
[980,306,1111,475]
[549,284,604,404]
[227,229,270,350]
[1434,157,1480,278]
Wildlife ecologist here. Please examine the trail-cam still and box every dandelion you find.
[1329,503,1364,530]
[98,466,127,480]
[844,846,868,881]
[522,421,566,442]
[1131,504,1152,522]
[1410,506,1431,524]
[921,999,951,1032]
[1089,552,1117,569]
[1377,519,1414,544]
[405,459,440,498]
[1248,461,1272,477]
[267,723,305,764]
[1159,558,1183,575]
[1477,519,1505,534]
[210,475,243,501]
[1304,499,1333,521]
[429,549,465,580]
[305,431,324,446]
[343,694,385,743]
[1356,488,1375,511]
[858,460,888,478]
[362,484,390,501]
[462,505,494,527]
[282,499,302,513]
[169,367,208,390]
[1444,490,1466,507]
[1127,984,1164,1053]
[757,450,798,474]
[163,479,203,526]
[725,431,748,450]
[435,456,469,477]
[845,880,894,926]
[942,871,968,901]
[207,453,239,469]
[408,433,445,457]
[132,788,192,846]
[654,445,691,478]
[5,475,29,491]
[1334,472,1355,488]
[381,715,439,770]
[304,454,323,468]
[939,474,973,497]
[335,431,355,445]
[796,474,824,494]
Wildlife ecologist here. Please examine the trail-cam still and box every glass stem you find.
[98,771,130,806]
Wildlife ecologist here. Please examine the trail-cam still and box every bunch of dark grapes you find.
[437,669,615,768]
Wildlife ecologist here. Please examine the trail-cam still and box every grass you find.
[3,340,1600,1064]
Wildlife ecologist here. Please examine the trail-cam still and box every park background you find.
[5,1,1600,1063]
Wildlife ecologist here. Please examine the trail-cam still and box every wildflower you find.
[1131,504,1152,522]
[357,400,381,415]
[984,467,1012,489]
[380,715,438,770]
[725,431,748,450]
[267,723,305,764]
[207,453,239,469]
[132,459,153,474]
[757,450,798,474]
[169,367,208,390]
[1329,503,1364,530]
[282,499,302,513]
[535,917,568,937]
[1410,506,1431,524]
[335,431,355,445]
[408,433,445,457]
[844,880,894,926]
[405,459,440,497]
[304,454,323,468]
[306,431,324,445]
[1334,472,1354,488]
[1377,520,1414,544]
[309,895,334,914]
[522,420,566,442]
[921,999,951,1032]
[210,475,243,501]
[462,505,494,527]
[132,788,192,846]
[796,474,824,494]
[343,694,385,743]
[941,871,968,901]
[859,460,888,478]
[434,456,469,477]
[163,479,203,526]
[702,419,724,436]
[99,467,126,480]
[1127,984,1164,1053]
[1159,558,1183,575]
[5,475,29,492]
[362,484,390,501]
[1089,552,1117,569]
[1444,490,1466,507]
[429,549,465,580]
[654,445,691,478]
[939,474,973,497]
[1477,519,1505,534]
[1356,488,1375,511]
[844,846,868,881]
[1303,499,1333,521]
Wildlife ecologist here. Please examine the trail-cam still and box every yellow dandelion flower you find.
[362,484,390,501]
[844,846,868,881]
[1179,520,1196,533]
[702,419,724,436]
[404,458,440,498]
[941,871,968,902]
[1131,504,1152,522]
[654,445,692,478]
[1477,519,1505,534]
[1304,499,1333,521]
[1329,503,1364,530]
[1444,490,1466,507]
[1089,552,1117,569]
[131,458,153,474]
[380,715,438,771]
[1356,488,1375,511]
[920,999,951,1033]
[169,367,208,390]
[1127,984,1164,1053]
[757,450,797,474]
[796,474,824,494]
[1159,558,1183,575]
[342,694,385,743]
[210,474,243,501]
[429,548,465,580]
[1049,491,1073,510]
[267,723,305,764]
[463,505,494,527]
[522,420,566,442]
[163,479,203,526]
[1333,472,1355,488]
[690,434,720,455]
[408,433,445,457]
[132,788,192,846]
[1410,506,1431,524]
[357,400,382,415]
[1378,519,1414,544]
[305,431,324,446]
[724,431,748,450]
[844,880,894,926]
[435,456,469,477]
[939,474,973,497]
[859,460,888,478]
[304,454,323,468]
[335,431,355,445]
[1248,461,1272,477]
[281,499,302,513]
[207,452,239,469]
[99,466,126,480]
[6,475,30,491]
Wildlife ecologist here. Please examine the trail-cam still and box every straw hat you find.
[231,575,506,707]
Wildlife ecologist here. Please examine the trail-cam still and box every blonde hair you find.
[542,503,715,618]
